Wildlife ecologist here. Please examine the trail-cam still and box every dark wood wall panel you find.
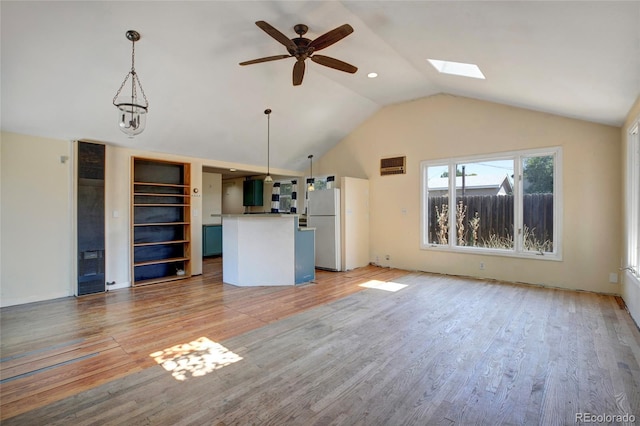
[77,142,105,296]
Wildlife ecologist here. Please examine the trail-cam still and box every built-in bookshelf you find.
[131,157,191,286]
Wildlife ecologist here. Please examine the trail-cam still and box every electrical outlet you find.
[609,272,618,283]
[480,262,485,270]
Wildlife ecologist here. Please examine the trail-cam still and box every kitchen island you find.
[222,214,315,286]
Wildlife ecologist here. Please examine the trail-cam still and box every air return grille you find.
[380,156,406,176]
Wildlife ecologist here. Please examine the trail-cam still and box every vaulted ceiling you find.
[2,1,638,175]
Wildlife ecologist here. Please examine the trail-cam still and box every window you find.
[273,180,301,213]
[627,122,640,277]
[304,175,335,213]
[278,182,293,213]
[421,147,562,259]
[306,175,334,192]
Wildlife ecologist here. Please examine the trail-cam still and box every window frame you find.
[275,181,293,213]
[420,147,563,261]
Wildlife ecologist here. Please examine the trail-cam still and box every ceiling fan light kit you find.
[112,30,149,137]
[240,21,358,86]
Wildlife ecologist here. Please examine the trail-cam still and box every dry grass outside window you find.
[456,201,467,246]
[435,204,449,245]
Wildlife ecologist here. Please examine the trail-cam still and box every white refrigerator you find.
[308,189,341,271]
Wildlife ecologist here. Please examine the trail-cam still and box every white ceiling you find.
[2,1,639,175]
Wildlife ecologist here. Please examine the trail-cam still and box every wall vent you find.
[380,156,406,176]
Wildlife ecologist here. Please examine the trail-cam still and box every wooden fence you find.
[427,194,553,249]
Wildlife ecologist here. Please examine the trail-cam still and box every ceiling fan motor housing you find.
[289,37,313,58]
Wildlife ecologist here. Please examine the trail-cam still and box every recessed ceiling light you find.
[367,72,378,78]
[427,59,485,79]
[229,168,236,172]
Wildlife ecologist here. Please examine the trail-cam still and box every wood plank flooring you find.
[0,257,409,421]
[2,258,640,425]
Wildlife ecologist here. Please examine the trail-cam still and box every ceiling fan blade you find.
[255,21,297,51]
[293,59,305,86]
[310,55,358,74]
[308,24,354,51]
[239,55,291,66]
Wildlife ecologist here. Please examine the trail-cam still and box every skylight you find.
[427,59,485,79]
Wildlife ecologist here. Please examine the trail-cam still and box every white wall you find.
[622,96,640,325]
[0,133,215,305]
[318,94,622,294]
[202,172,222,225]
[103,144,130,289]
[105,146,204,287]
[222,178,245,215]
[341,177,370,271]
[1,132,73,306]
[1,94,627,306]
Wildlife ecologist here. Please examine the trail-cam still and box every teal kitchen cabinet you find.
[243,179,263,206]
[203,225,222,256]
[295,227,315,284]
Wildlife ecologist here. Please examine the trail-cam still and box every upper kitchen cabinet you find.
[243,179,263,206]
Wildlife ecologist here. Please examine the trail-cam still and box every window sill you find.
[624,269,640,288]
[420,244,562,261]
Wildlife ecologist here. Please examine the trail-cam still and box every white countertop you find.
[222,214,313,231]
[222,213,300,218]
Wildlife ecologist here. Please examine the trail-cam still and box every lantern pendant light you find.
[307,154,315,191]
[112,30,149,137]
[264,109,273,183]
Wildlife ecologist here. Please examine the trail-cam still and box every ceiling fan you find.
[239,21,358,86]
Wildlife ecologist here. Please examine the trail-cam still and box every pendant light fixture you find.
[264,108,273,183]
[112,30,149,137]
[307,154,315,192]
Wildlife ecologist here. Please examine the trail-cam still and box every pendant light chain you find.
[129,40,138,107]
[131,39,149,108]
[112,32,149,109]
[131,38,136,72]
[112,72,131,106]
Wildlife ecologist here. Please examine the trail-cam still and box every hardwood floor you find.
[0,257,409,422]
[2,258,640,425]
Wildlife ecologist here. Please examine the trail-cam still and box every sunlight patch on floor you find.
[359,280,408,292]
[150,337,243,381]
